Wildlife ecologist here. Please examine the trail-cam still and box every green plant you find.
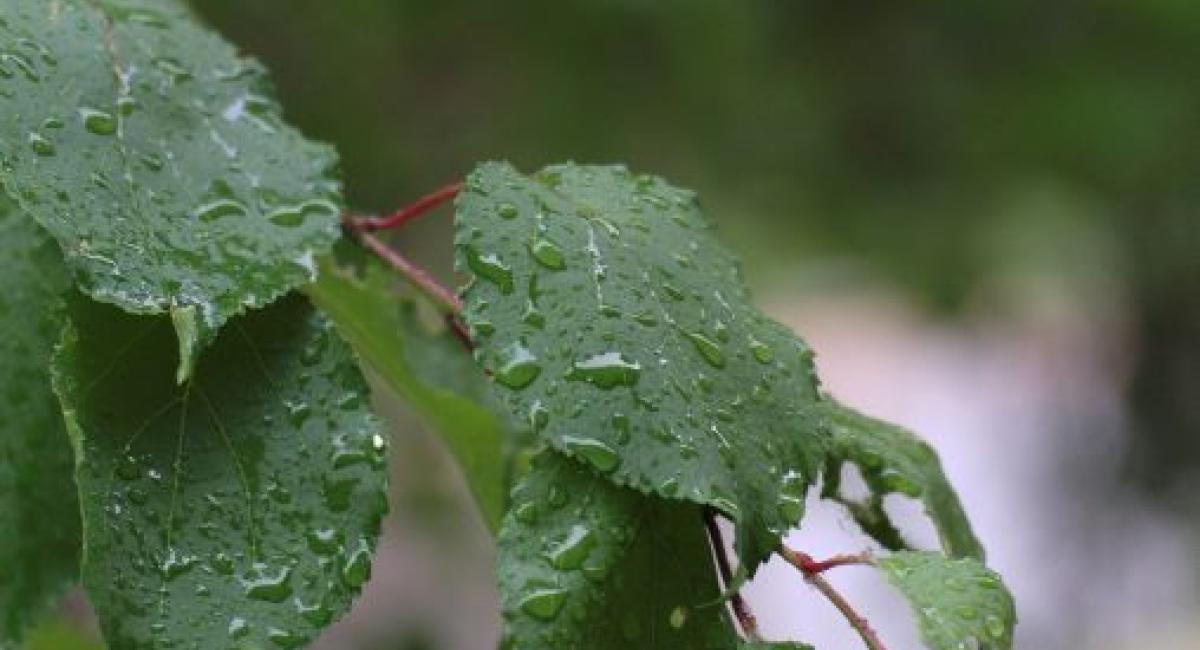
[0,2,1016,649]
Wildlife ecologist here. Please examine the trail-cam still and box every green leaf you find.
[822,402,984,559]
[306,245,514,531]
[498,451,740,650]
[878,551,1016,650]
[0,0,343,374]
[455,162,828,569]
[52,295,388,650]
[0,199,80,648]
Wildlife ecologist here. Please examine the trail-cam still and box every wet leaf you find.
[306,245,516,531]
[455,162,828,570]
[52,295,387,650]
[0,0,343,376]
[821,402,984,559]
[878,551,1016,650]
[498,451,741,650]
[0,199,79,647]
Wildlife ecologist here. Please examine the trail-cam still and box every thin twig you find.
[703,510,761,641]
[352,181,464,231]
[778,546,887,650]
[353,230,463,314]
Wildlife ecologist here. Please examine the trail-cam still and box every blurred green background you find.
[39,1,1200,648]
[193,0,1198,511]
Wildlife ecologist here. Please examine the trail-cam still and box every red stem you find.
[352,181,464,232]
[354,230,464,314]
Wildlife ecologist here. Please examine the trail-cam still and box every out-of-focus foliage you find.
[193,0,1199,507]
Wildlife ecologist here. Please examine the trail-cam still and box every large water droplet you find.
[530,237,566,270]
[241,563,293,603]
[519,587,567,621]
[565,352,640,389]
[79,107,117,135]
[28,132,54,156]
[194,198,248,223]
[685,332,726,369]
[465,245,514,293]
[560,436,620,474]
[495,342,541,389]
[545,524,596,570]
[750,337,774,364]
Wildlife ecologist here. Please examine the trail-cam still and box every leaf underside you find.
[0,0,343,366]
[822,401,984,560]
[52,295,388,650]
[0,199,80,648]
[498,451,742,650]
[306,245,515,531]
[878,551,1016,650]
[455,162,828,569]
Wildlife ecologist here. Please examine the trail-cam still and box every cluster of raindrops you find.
[457,162,828,565]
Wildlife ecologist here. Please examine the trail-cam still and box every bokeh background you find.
[35,2,1200,648]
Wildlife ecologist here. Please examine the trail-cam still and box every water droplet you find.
[241,563,293,603]
[267,627,304,649]
[284,400,312,427]
[465,245,514,293]
[685,332,726,369]
[307,528,341,555]
[153,56,193,83]
[193,198,248,222]
[495,342,541,390]
[161,548,196,580]
[546,524,596,570]
[560,437,620,474]
[268,199,337,227]
[227,618,249,639]
[79,107,117,135]
[342,538,372,588]
[497,202,519,219]
[984,614,1007,639]
[668,606,688,629]
[530,237,566,270]
[28,132,54,156]
[519,587,567,621]
[529,401,550,431]
[565,352,641,389]
[611,413,631,444]
[750,337,774,363]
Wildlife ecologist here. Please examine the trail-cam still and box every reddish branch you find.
[703,510,760,641]
[343,181,472,349]
[351,181,464,232]
[778,546,886,650]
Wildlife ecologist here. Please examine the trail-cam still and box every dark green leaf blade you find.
[0,199,79,647]
[822,401,984,559]
[878,551,1016,650]
[0,0,342,366]
[306,247,513,531]
[455,162,828,569]
[52,295,388,650]
[498,451,740,650]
